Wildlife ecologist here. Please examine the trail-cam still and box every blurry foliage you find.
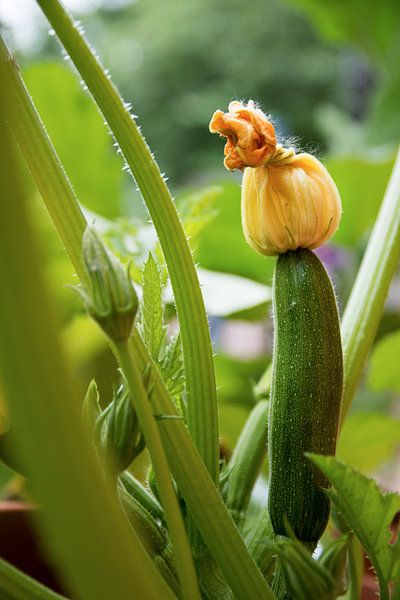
[215,354,266,449]
[328,156,395,246]
[25,0,368,181]
[287,0,400,147]
[24,63,126,219]
[338,413,400,473]
[368,330,400,394]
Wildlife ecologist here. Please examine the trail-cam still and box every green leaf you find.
[338,412,400,472]
[286,0,400,59]
[160,332,185,416]
[309,455,400,599]
[178,186,221,246]
[274,537,337,600]
[368,329,400,393]
[139,254,165,361]
[24,63,124,219]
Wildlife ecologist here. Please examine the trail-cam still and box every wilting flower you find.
[209,101,341,256]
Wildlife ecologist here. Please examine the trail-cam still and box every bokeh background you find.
[1,0,400,490]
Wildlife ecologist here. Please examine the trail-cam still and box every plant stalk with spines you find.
[0,37,275,599]
[36,0,220,494]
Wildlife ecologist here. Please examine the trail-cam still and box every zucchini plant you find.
[0,2,400,600]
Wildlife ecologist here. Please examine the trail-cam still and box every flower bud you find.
[95,384,144,474]
[209,101,341,256]
[77,227,139,341]
[82,379,101,430]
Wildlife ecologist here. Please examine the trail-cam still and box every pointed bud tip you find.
[80,227,139,341]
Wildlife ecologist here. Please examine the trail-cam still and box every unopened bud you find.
[77,227,138,341]
[209,101,341,256]
[95,384,144,474]
[82,379,101,430]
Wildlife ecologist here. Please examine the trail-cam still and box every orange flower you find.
[209,100,276,170]
[209,101,342,255]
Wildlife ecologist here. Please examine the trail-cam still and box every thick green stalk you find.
[114,340,200,600]
[223,400,268,524]
[119,486,179,595]
[36,0,219,484]
[340,147,400,426]
[0,558,66,600]
[130,331,275,600]
[0,100,174,600]
[3,36,274,598]
[245,505,276,575]
[0,36,87,285]
[120,470,165,523]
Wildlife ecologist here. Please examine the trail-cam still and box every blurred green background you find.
[1,0,400,486]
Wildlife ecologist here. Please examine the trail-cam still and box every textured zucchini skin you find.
[268,248,343,543]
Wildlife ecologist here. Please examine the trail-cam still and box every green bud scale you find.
[77,227,138,342]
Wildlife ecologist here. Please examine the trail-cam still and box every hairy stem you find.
[36,0,219,487]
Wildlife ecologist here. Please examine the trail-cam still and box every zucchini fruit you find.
[268,248,343,543]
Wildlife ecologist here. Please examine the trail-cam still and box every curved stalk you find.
[36,0,219,485]
[340,147,400,426]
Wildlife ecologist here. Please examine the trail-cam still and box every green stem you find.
[223,400,268,524]
[120,470,165,523]
[114,340,200,600]
[0,36,87,285]
[0,94,174,600]
[130,331,275,600]
[347,533,363,600]
[36,0,219,485]
[340,146,400,427]
[3,35,274,598]
[119,486,179,595]
[0,557,66,600]
[245,504,276,575]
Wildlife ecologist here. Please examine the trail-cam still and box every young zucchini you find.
[268,248,343,543]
